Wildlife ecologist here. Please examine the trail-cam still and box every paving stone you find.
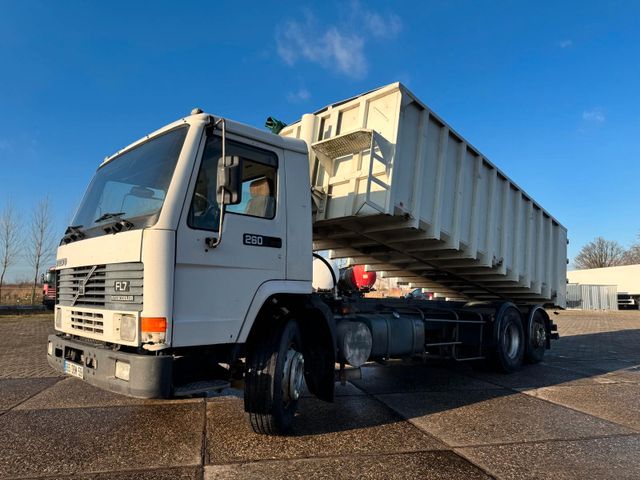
[0,403,204,478]
[206,396,445,464]
[0,316,62,379]
[16,377,201,410]
[0,347,63,379]
[545,357,639,375]
[376,388,634,447]
[541,359,634,377]
[226,379,365,398]
[49,466,200,479]
[464,362,633,390]
[459,434,640,480]
[549,312,640,363]
[609,365,640,383]
[0,315,54,350]
[0,377,60,410]
[351,363,500,395]
[2,309,640,479]
[205,451,491,480]
[525,382,640,431]
[302,380,366,397]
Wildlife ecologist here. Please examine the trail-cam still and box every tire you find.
[244,318,304,435]
[524,309,547,364]
[491,307,525,373]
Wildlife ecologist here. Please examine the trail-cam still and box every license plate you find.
[64,360,84,379]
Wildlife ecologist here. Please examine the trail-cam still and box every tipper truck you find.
[48,82,566,434]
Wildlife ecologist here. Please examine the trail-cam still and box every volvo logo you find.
[72,265,97,306]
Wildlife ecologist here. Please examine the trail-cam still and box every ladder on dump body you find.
[311,128,392,217]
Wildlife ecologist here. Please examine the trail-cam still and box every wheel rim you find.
[532,320,546,348]
[282,347,304,405]
[504,323,521,359]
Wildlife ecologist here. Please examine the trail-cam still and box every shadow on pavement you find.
[279,327,640,437]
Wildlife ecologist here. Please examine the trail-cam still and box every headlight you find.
[55,308,62,328]
[119,315,137,342]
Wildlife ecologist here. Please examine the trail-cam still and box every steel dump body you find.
[281,83,567,307]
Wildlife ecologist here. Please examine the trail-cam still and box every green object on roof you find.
[265,116,287,134]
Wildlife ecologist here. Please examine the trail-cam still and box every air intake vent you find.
[70,310,104,335]
[58,262,143,311]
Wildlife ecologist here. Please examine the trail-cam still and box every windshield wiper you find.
[60,225,85,245]
[95,211,126,223]
[94,211,134,235]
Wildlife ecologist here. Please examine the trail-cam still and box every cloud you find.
[582,108,605,123]
[559,39,573,48]
[275,6,402,79]
[276,17,367,78]
[364,11,403,39]
[287,88,311,103]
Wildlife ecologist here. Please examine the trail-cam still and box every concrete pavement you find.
[1,310,639,479]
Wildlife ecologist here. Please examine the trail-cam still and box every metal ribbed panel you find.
[281,82,568,307]
[566,284,618,310]
[57,262,143,311]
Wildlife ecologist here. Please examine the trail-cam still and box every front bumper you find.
[47,334,172,398]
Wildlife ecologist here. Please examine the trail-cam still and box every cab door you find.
[173,132,285,347]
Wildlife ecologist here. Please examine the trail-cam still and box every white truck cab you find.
[49,113,316,399]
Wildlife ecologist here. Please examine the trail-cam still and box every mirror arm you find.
[206,117,227,250]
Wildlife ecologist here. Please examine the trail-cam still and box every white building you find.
[567,264,640,295]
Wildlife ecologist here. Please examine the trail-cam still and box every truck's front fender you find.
[235,280,312,343]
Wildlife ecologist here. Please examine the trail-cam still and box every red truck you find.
[42,266,56,310]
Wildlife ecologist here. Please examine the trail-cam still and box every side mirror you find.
[217,155,242,205]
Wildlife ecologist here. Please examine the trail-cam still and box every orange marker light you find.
[141,317,167,332]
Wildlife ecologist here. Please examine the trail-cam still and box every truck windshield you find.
[71,126,189,233]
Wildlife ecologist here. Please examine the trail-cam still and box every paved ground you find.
[1,310,639,479]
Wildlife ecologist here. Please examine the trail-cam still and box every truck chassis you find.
[49,292,558,434]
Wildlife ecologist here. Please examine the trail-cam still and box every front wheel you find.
[244,318,305,435]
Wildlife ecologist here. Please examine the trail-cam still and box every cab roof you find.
[100,112,308,167]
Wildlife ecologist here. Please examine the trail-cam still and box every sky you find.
[0,1,639,280]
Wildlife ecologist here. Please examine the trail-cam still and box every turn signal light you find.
[141,317,167,332]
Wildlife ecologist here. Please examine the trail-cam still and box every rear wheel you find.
[244,318,305,435]
[525,309,547,364]
[492,307,525,373]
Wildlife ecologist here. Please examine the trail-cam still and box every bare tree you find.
[623,234,640,265]
[28,196,56,304]
[0,202,21,302]
[574,237,626,270]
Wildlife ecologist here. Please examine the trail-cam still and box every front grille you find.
[58,262,143,311]
[70,310,104,335]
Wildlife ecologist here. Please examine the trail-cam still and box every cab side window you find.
[188,136,278,231]
[227,161,277,219]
